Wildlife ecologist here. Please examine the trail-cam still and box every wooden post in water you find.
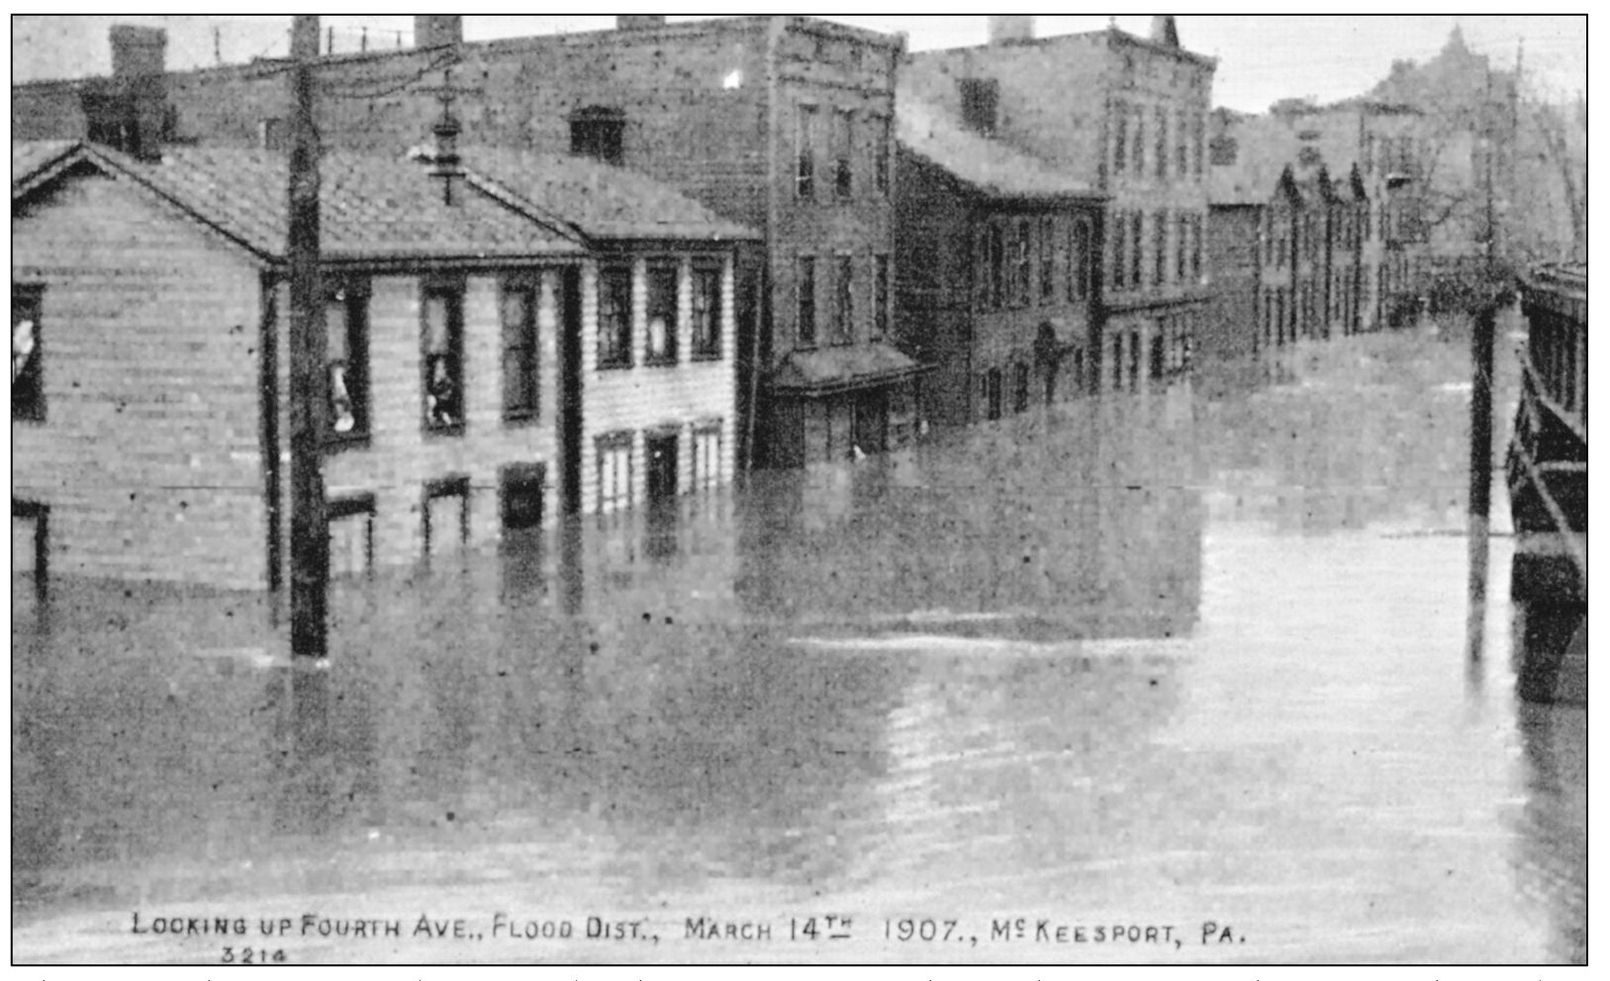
[288,15,328,662]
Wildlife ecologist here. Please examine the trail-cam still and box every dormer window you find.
[959,78,999,136]
[569,106,625,166]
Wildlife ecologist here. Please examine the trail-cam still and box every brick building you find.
[903,16,1216,394]
[893,88,1106,426]
[12,15,915,469]
[1208,99,1428,333]
[11,140,749,591]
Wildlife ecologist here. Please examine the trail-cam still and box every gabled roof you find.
[12,140,755,265]
[895,91,1099,202]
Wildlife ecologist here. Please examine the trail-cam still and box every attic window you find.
[959,78,999,136]
[569,106,625,165]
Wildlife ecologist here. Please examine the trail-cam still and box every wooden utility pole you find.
[1465,63,1499,663]
[288,15,328,661]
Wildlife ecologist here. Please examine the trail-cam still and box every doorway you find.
[646,430,679,504]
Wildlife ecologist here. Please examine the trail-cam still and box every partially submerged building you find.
[11,139,751,591]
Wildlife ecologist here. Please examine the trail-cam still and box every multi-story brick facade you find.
[13,15,913,469]
[894,89,1105,426]
[904,16,1216,394]
[11,140,750,592]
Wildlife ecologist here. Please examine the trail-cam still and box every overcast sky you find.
[11,12,1588,113]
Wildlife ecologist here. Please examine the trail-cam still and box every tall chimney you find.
[617,15,667,31]
[987,16,1035,45]
[1150,16,1180,48]
[107,24,168,160]
[415,15,463,49]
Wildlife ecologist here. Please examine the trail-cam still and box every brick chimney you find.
[99,24,168,160]
[415,15,463,49]
[987,16,1035,45]
[617,15,667,30]
[1150,16,1180,48]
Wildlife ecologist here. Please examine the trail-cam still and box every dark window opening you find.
[872,254,890,340]
[422,282,465,433]
[325,281,371,446]
[1013,361,1030,413]
[985,367,1003,420]
[1040,216,1056,302]
[691,262,722,359]
[1069,218,1091,302]
[833,254,854,345]
[501,278,540,421]
[12,284,44,421]
[1209,133,1237,166]
[833,108,854,199]
[873,115,891,195]
[796,105,817,199]
[1155,107,1168,179]
[1013,220,1031,306]
[1113,105,1128,173]
[570,106,625,165]
[988,224,1006,308]
[500,463,546,531]
[960,77,999,136]
[1153,211,1168,286]
[1111,211,1127,291]
[797,256,817,347]
[645,262,679,365]
[1129,211,1144,289]
[597,264,633,368]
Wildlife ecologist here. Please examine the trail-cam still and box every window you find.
[796,104,817,199]
[1013,220,1031,306]
[597,264,633,368]
[988,223,1005,308]
[959,77,999,136]
[1153,211,1167,286]
[324,282,370,444]
[833,254,854,345]
[1129,211,1144,289]
[1180,111,1193,172]
[985,367,1003,420]
[1133,108,1146,175]
[499,463,546,531]
[1111,210,1127,291]
[797,256,817,346]
[12,284,44,421]
[328,493,376,579]
[691,422,722,492]
[422,475,470,563]
[833,108,854,199]
[570,106,625,166]
[597,432,633,513]
[1155,107,1168,179]
[1191,213,1203,282]
[1113,105,1128,173]
[872,254,890,340]
[1297,145,1322,168]
[1192,114,1205,177]
[872,115,891,195]
[645,262,679,364]
[1176,212,1189,281]
[1013,361,1030,413]
[691,262,722,359]
[501,278,539,421]
[422,282,465,432]
[259,117,287,152]
[1069,219,1091,302]
[1039,216,1055,302]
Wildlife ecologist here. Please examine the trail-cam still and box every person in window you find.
[648,315,668,361]
[330,363,355,433]
[426,355,458,427]
[12,318,35,382]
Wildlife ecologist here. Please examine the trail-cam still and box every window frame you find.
[324,278,372,450]
[691,420,723,493]
[1013,219,1031,307]
[833,107,854,200]
[690,260,723,360]
[832,252,855,346]
[1110,210,1127,292]
[328,492,377,580]
[1129,211,1144,289]
[421,474,471,565]
[596,262,634,369]
[596,430,634,514]
[796,255,818,348]
[569,105,626,166]
[643,259,680,366]
[1039,215,1056,303]
[1155,106,1168,180]
[1069,217,1091,302]
[1113,103,1128,173]
[796,103,818,200]
[500,275,541,424]
[872,253,890,341]
[12,283,45,422]
[1153,210,1168,287]
[872,114,891,196]
[420,277,467,436]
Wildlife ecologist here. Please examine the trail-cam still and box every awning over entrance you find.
[770,343,928,397]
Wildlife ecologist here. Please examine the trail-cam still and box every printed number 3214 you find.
[221,947,287,964]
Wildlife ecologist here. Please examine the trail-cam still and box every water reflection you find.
[9,331,1583,964]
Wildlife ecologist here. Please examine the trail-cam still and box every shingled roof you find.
[895,90,1099,202]
[12,140,755,263]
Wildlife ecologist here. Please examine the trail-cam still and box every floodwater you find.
[10,327,1586,965]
